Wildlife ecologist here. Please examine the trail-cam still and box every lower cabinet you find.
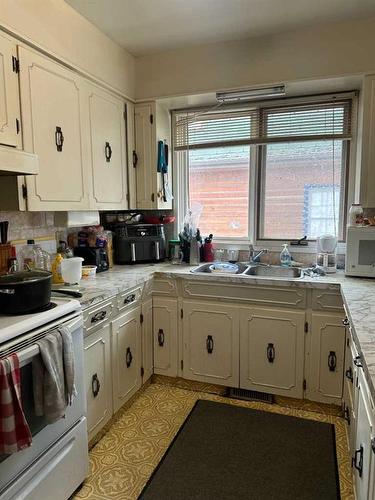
[141,298,153,382]
[182,300,239,387]
[353,369,375,500]
[83,323,113,441]
[153,297,178,377]
[111,306,142,413]
[308,312,346,404]
[239,307,305,398]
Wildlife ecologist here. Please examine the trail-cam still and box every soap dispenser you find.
[280,244,291,267]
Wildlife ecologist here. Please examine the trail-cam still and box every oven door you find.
[0,314,86,494]
[346,226,375,277]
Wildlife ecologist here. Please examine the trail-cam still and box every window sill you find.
[212,239,346,255]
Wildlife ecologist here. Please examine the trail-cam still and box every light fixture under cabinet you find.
[216,85,286,103]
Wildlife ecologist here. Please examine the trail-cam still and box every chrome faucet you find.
[248,244,269,264]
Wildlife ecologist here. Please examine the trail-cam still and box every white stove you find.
[0,297,81,344]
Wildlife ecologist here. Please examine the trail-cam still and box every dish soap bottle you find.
[280,244,291,267]
[52,253,64,284]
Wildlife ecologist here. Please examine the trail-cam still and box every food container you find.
[61,257,84,284]
[0,270,52,314]
[82,265,97,280]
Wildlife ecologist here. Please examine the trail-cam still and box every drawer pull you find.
[123,294,136,305]
[345,366,353,383]
[342,318,350,327]
[55,126,64,152]
[91,373,100,398]
[267,343,275,363]
[354,356,363,368]
[91,310,107,323]
[353,445,363,477]
[328,351,337,372]
[344,406,351,425]
[206,335,214,354]
[105,141,112,162]
[158,329,165,347]
[126,347,133,368]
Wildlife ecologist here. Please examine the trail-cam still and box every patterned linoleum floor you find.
[73,383,353,500]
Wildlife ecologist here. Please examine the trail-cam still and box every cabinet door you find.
[83,324,113,441]
[153,297,178,377]
[111,307,141,412]
[19,46,90,210]
[240,307,305,398]
[0,33,21,148]
[134,103,156,209]
[87,84,128,209]
[309,313,346,404]
[354,371,374,500]
[141,298,153,382]
[183,300,239,387]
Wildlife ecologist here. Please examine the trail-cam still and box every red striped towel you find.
[0,353,32,454]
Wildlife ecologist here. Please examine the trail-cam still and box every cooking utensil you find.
[0,270,52,314]
[52,289,83,298]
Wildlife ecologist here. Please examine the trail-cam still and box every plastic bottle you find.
[51,253,64,284]
[280,244,291,267]
[20,239,39,270]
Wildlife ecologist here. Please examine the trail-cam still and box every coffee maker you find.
[316,234,338,273]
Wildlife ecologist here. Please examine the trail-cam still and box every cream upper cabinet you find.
[111,306,142,413]
[239,307,305,398]
[359,75,375,207]
[308,312,346,404]
[153,296,178,378]
[141,297,153,383]
[134,102,172,210]
[0,32,21,149]
[85,83,128,209]
[83,324,113,442]
[19,46,91,210]
[182,300,239,387]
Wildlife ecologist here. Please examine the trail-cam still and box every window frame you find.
[172,92,358,254]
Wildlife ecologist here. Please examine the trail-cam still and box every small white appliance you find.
[346,226,375,277]
[316,234,338,274]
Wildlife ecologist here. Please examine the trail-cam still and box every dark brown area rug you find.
[139,399,340,500]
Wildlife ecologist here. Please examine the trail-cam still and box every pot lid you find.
[0,270,52,285]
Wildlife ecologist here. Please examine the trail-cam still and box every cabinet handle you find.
[91,310,107,324]
[105,141,112,162]
[123,294,136,305]
[91,373,100,398]
[132,150,138,168]
[344,406,351,425]
[206,335,214,354]
[266,343,275,363]
[158,329,165,347]
[55,126,64,152]
[126,347,133,368]
[345,366,353,383]
[353,445,364,477]
[354,355,363,368]
[371,438,375,454]
[342,318,350,327]
[328,351,337,372]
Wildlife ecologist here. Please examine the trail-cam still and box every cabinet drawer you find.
[116,286,142,313]
[153,277,178,297]
[182,280,306,309]
[84,298,115,336]
[311,289,344,312]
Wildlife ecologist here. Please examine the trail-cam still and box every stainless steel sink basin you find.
[191,262,249,274]
[244,265,304,279]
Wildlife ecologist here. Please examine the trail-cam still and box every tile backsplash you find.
[0,211,66,242]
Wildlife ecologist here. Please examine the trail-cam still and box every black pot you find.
[0,270,52,315]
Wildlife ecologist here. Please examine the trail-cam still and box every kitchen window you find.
[173,94,354,244]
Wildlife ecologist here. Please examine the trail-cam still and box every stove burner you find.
[2,302,58,316]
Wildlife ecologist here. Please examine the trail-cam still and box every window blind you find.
[174,99,352,151]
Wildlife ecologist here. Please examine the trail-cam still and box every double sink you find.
[191,262,304,280]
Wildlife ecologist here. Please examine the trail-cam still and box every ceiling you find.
[65,0,375,56]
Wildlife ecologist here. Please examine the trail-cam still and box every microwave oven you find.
[346,226,375,277]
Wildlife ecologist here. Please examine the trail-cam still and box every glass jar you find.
[348,203,363,226]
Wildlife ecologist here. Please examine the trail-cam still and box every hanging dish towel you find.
[32,327,76,424]
[0,353,32,454]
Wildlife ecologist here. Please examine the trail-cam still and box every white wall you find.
[0,0,135,99]
[135,16,375,100]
